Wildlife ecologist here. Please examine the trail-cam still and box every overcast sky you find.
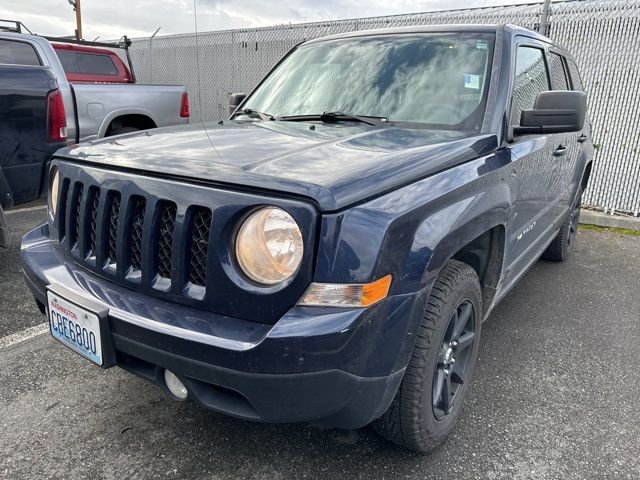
[3,0,542,40]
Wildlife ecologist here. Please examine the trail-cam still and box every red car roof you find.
[51,42,119,56]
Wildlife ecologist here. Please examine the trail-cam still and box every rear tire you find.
[542,186,582,262]
[373,260,482,453]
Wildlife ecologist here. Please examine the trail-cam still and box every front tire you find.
[373,260,482,453]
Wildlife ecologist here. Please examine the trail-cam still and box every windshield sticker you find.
[476,40,488,50]
[464,74,481,89]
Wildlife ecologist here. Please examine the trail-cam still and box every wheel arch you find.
[424,219,506,313]
[98,109,158,138]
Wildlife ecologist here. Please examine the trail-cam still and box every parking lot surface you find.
[1,204,639,480]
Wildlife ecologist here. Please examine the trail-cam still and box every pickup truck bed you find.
[0,31,189,145]
[70,82,188,142]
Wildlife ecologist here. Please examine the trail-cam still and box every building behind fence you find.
[124,0,640,216]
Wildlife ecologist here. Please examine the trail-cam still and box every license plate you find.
[47,291,103,366]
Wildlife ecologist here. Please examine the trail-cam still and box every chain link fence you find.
[123,0,640,216]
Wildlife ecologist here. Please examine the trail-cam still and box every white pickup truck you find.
[0,28,189,143]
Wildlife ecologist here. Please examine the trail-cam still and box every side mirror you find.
[514,90,587,135]
[228,93,246,116]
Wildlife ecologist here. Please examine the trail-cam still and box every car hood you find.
[56,121,498,211]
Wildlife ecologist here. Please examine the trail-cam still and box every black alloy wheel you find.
[432,299,477,420]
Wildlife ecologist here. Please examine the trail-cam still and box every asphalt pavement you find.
[1,202,639,480]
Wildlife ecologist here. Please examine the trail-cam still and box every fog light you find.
[164,369,188,400]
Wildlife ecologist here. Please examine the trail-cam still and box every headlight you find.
[49,166,60,218]
[235,207,303,285]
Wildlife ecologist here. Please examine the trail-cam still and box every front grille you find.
[52,165,312,324]
[62,184,215,296]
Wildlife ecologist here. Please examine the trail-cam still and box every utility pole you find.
[68,0,82,40]
[538,0,551,36]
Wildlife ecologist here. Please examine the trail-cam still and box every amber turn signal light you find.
[298,274,392,308]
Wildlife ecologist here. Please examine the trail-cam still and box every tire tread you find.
[373,260,481,452]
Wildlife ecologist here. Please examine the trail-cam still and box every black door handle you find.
[578,134,588,143]
[553,145,567,157]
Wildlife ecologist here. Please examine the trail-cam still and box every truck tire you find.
[542,186,582,262]
[373,260,482,453]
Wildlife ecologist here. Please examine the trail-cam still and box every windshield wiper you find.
[280,112,391,127]
[233,108,275,121]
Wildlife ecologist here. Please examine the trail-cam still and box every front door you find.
[504,42,567,277]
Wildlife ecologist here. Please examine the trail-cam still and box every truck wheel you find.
[373,260,482,453]
[542,186,582,262]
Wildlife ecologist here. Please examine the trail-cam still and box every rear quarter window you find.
[0,39,41,66]
[549,52,569,90]
[566,59,584,91]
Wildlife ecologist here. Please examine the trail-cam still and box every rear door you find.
[505,40,567,276]
[547,50,579,218]
[564,56,594,207]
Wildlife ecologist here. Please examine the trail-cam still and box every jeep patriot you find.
[21,24,593,452]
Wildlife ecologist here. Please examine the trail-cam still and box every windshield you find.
[242,33,495,130]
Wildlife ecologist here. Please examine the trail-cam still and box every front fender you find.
[421,194,509,281]
[314,149,513,296]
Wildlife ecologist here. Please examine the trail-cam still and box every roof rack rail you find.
[0,19,33,34]
[0,19,136,82]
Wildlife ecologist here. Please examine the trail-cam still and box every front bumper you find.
[22,224,426,428]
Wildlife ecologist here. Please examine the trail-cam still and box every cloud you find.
[2,0,539,39]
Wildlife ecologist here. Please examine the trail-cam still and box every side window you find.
[56,50,79,72]
[511,46,550,126]
[77,53,118,75]
[549,53,569,90]
[0,39,41,66]
[56,51,118,75]
[566,59,584,91]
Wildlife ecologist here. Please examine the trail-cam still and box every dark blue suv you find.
[21,24,593,452]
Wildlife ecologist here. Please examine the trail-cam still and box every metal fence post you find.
[538,0,552,35]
